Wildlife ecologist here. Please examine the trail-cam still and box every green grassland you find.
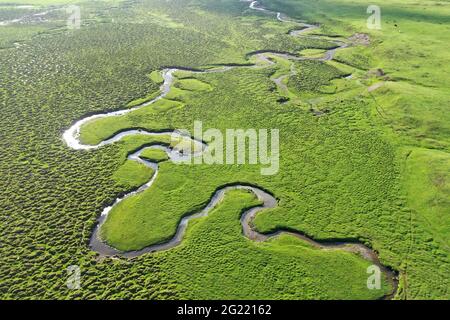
[0,0,448,300]
[156,189,391,299]
[260,0,450,299]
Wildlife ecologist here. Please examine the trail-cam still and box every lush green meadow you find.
[261,0,450,299]
[0,0,448,300]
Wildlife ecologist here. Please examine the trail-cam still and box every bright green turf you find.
[259,0,450,299]
[139,148,169,163]
[175,78,212,92]
[112,160,154,189]
[402,147,449,248]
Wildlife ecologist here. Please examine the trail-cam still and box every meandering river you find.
[62,0,398,299]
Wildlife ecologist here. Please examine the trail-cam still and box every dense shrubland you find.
[288,60,347,94]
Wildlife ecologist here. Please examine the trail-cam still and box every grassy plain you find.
[260,0,450,298]
[0,0,448,300]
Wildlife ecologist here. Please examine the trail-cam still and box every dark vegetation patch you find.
[288,60,346,93]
